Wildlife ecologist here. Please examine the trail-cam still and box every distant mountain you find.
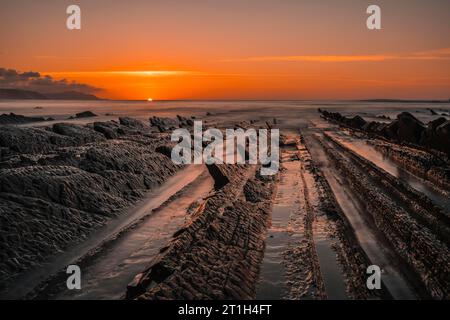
[45,91,99,100]
[0,88,47,99]
[0,88,100,100]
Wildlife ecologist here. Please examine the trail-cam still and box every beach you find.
[0,100,449,300]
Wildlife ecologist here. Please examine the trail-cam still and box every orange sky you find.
[1,0,449,100]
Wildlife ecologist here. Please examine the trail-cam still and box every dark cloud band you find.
[0,68,101,94]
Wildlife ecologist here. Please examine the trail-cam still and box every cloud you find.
[0,67,102,93]
[224,47,450,63]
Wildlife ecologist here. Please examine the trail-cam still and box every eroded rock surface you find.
[68,111,97,119]
[0,113,50,125]
[319,109,450,156]
[0,118,180,292]
[320,134,449,299]
[149,115,195,133]
[319,109,450,191]
[127,165,276,300]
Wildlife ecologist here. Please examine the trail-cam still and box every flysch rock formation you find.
[126,164,276,300]
[319,133,449,299]
[319,109,450,191]
[0,118,181,292]
[319,109,450,156]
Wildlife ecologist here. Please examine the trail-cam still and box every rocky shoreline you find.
[0,116,185,293]
[319,108,450,156]
[296,136,384,299]
[319,133,449,299]
[126,164,275,300]
[319,109,450,192]
[0,107,448,300]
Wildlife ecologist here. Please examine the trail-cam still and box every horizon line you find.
[107,98,450,103]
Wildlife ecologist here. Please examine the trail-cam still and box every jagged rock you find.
[128,166,275,300]
[93,121,120,139]
[243,177,271,202]
[0,165,127,215]
[0,113,47,125]
[149,116,179,132]
[0,126,76,155]
[149,116,178,127]
[70,111,97,119]
[349,115,366,129]
[280,134,297,146]
[176,115,194,127]
[119,117,145,129]
[318,109,344,122]
[320,108,449,156]
[176,115,186,121]
[428,117,447,131]
[324,141,450,299]
[393,112,425,144]
[52,123,105,143]
[362,121,382,132]
[421,118,447,150]
[417,117,450,155]
[435,120,450,155]
[0,123,180,289]
[377,112,427,145]
[206,164,231,190]
[155,145,172,158]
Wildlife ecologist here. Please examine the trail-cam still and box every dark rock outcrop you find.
[149,116,179,132]
[348,115,366,129]
[0,121,180,292]
[52,123,105,144]
[323,138,450,299]
[155,145,172,158]
[176,115,194,127]
[390,112,425,144]
[319,109,450,156]
[93,121,120,139]
[127,166,275,300]
[0,126,76,156]
[0,113,49,125]
[421,118,447,153]
[119,117,146,129]
[69,111,97,119]
[433,120,450,156]
[206,164,231,190]
[362,121,385,132]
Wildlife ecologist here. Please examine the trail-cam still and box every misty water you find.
[1,99,448,129]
